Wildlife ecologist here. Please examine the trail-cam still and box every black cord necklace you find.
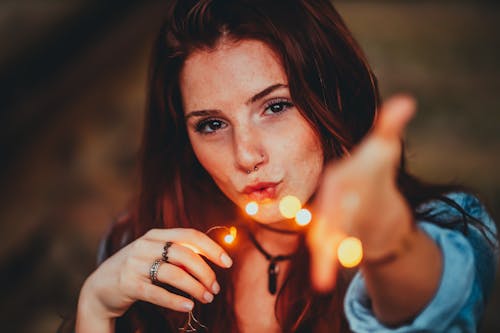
[256,222,302,235]
[246,229,295,295]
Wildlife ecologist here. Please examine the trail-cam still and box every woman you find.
[71,0,498,332]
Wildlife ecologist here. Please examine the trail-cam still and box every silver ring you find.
[149,258,162,283]
[162,241,173,262]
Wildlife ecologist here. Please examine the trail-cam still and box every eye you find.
[195,118,228,134]
[263,98,294,115]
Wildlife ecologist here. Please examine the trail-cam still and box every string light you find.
[180,311,207,332]
[184,196,364,331]
[278,195,301,218]
[245,201,259,215]
[246,196,309,226]
[337,236,363,268]
[223,234,234,244]
[182,225,239,331]
[224,226,237,244]
[244,197,363,268]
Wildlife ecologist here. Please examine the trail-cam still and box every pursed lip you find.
[242,181,282,201]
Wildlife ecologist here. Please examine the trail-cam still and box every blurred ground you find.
[0,1,498,332]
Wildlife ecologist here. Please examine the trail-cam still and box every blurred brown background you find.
[0,1,498,332]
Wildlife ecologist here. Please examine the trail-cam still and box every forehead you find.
[179,39,287,110]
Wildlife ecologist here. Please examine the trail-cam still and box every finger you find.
[165,243,219,294]
[310,227,345,292]
[373,94,416,141]
[355,95,415,172]
[144,228,233,268]
[156,262,215,304]
[135,281,194,312]
[307,215,345,292]
[132,239,220,295]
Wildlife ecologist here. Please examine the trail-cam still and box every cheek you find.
[190,138,232,183]
[284,123,324,192]
[298,141,324,186]
[191,142,216,171]
[285,122,323,169]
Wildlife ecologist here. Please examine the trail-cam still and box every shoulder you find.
[415,191,498,247]
[415,191,497,238]
[416,191,498,299]
[416,191,491,218]
[96,212,135,265]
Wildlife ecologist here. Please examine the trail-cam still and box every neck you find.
[246,219,302,254]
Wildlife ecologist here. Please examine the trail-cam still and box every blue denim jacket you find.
[344,192,499,332]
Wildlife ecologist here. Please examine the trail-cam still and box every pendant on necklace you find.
[268,259,279,295]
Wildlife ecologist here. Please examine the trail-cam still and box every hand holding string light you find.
[176,225,237,332]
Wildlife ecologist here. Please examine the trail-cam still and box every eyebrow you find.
[184,83,288,120]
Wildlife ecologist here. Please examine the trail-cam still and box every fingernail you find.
[203,291,214,303]
[220,253,233,267]
[212,281,220,294]
[182,301,194,311]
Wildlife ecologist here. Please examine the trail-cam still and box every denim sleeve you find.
[344,193,499,333]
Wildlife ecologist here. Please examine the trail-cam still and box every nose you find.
[233,127,267,174]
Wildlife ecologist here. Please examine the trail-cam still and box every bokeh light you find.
[224,234,235,244]
[245,201,258,215]
[279,195,301,219]
[224,227,237,244]
[295,208,312,226]
[337,237,363,268]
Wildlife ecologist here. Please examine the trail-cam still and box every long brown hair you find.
[61,1,495,332]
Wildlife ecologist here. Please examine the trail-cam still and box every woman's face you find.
[180,39,324,223]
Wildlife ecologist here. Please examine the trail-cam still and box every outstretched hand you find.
[307,94,417,292]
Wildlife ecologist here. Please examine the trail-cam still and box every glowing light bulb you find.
[279,195,301,219]
[337,237,363,268]
[245,201,258,215]
[295,208,312,226]
[224,226,237,244]
[224,234,234,244]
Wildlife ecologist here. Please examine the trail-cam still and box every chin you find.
[251,214,283,225]
[245,202,284,224]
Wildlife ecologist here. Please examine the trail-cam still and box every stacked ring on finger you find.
[149,241,173,284]
[162,241,173,262]
[149,258,162,283]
